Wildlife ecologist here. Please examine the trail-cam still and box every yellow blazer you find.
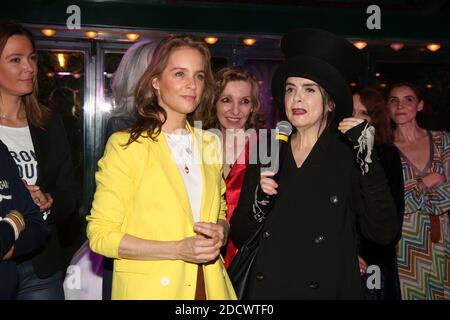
[87,123,237,300]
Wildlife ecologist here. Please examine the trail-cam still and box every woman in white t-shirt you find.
[0,21,79,300]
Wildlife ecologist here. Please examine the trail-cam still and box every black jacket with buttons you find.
[230,126,400,299]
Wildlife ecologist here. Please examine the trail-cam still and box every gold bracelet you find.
[7,210,25,231]
[6,210,25,228]
[5,215,23,233]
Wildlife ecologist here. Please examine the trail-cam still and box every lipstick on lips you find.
[292,108,307,115]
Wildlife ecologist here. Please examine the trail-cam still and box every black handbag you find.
[227,223,264,300]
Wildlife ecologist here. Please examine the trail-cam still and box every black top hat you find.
[272,28,364,121]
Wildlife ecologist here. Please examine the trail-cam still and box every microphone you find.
[269,120,293,179]
[252,121,293,222]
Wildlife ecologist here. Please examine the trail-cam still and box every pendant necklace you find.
[165,132,193,174]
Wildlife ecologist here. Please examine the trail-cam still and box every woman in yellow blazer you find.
[87,35,237,300]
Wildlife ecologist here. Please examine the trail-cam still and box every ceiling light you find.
[353,41,367,50]
[41,29,56,37]
[390,43,404,51]
[204,37,219,45]
[242,38,257,46]
[85,31,98,39]
[426,43,441,52]
[126,33,140,41]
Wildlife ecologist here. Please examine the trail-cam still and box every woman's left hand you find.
[338,117,365,134]
[23,180,53,211]
[194,220,229,247]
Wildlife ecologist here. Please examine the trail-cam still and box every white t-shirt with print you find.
[0,125,38,185]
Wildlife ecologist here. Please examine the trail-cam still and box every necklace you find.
[0,103,25,120]
[183,145,192,174]
[164,132,193,174]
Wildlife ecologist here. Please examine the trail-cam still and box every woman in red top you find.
[203,66,265,268]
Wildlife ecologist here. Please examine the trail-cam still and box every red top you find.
[223,133,258,268]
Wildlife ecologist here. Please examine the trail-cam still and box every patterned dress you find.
[397,131,450,300]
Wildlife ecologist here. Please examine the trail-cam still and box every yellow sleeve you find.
[86,133,137,259]
[215,133,227,222]
[219,174,227,221]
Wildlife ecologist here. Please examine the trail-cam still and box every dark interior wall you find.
[3,0,450,40]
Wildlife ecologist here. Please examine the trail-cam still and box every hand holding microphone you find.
[252,121,292,222]
[260,171,278,195]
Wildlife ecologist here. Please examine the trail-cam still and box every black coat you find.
[230,128,400,299]
[19,113,80,278]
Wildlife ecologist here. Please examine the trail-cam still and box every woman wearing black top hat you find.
[230,28,400,299]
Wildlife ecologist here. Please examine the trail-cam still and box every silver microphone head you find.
[276,120,293,138]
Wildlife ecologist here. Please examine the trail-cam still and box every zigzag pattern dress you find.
[397,131,450,300]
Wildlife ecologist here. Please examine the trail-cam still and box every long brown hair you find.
[356,87,393,144]
[0,20,49,127]
[127,35,215,146]
[202,66,266,130]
